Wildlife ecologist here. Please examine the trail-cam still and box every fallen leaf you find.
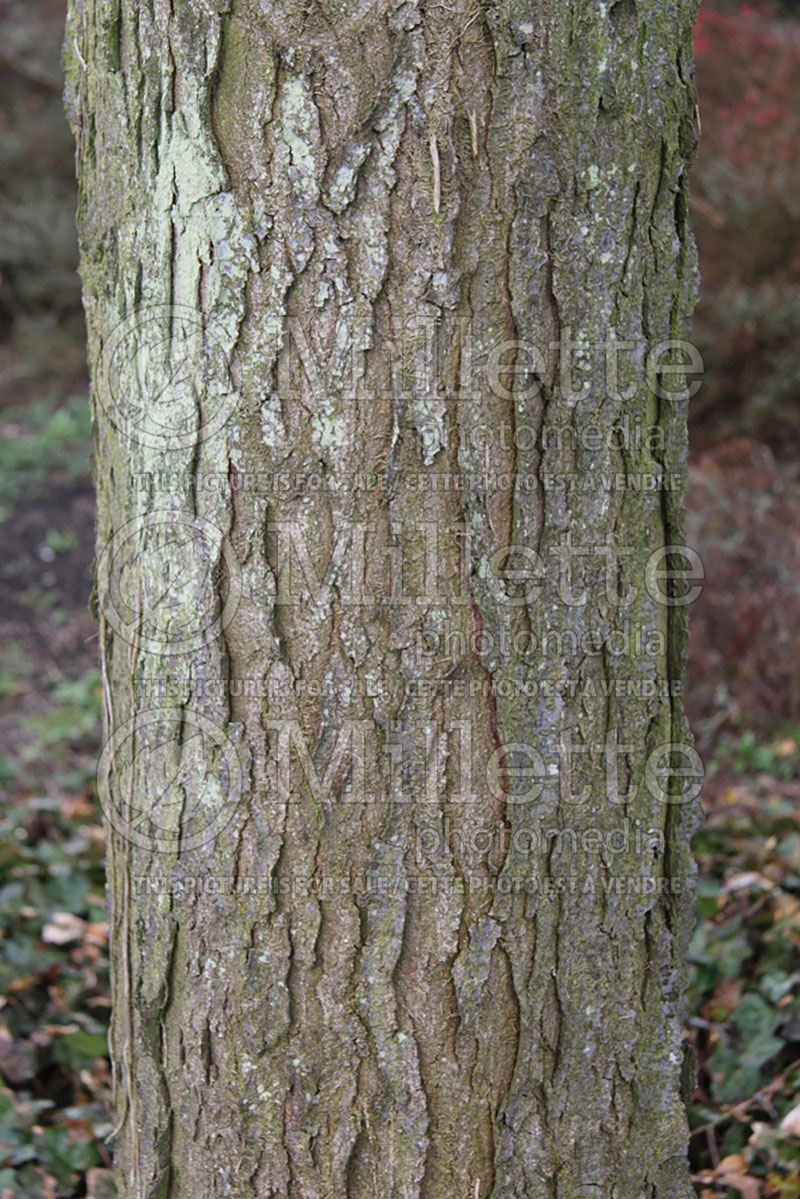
[42,1023,80,1037]
[714,1154,761,1199]
[720,872,774,895]
[6,972,40,993]
[42,912,86,945]
[780,1102,800,1137]
[85,922,109,947]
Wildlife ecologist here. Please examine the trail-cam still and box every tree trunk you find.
[65,0,702,1195]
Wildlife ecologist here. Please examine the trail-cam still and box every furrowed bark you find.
[65,0,701,1196]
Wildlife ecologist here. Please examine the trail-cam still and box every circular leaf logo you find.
[97,304,240,450]
[97,708,244,853]
[97,513,242,656]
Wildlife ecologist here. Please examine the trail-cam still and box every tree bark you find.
[65,0,702,1196]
